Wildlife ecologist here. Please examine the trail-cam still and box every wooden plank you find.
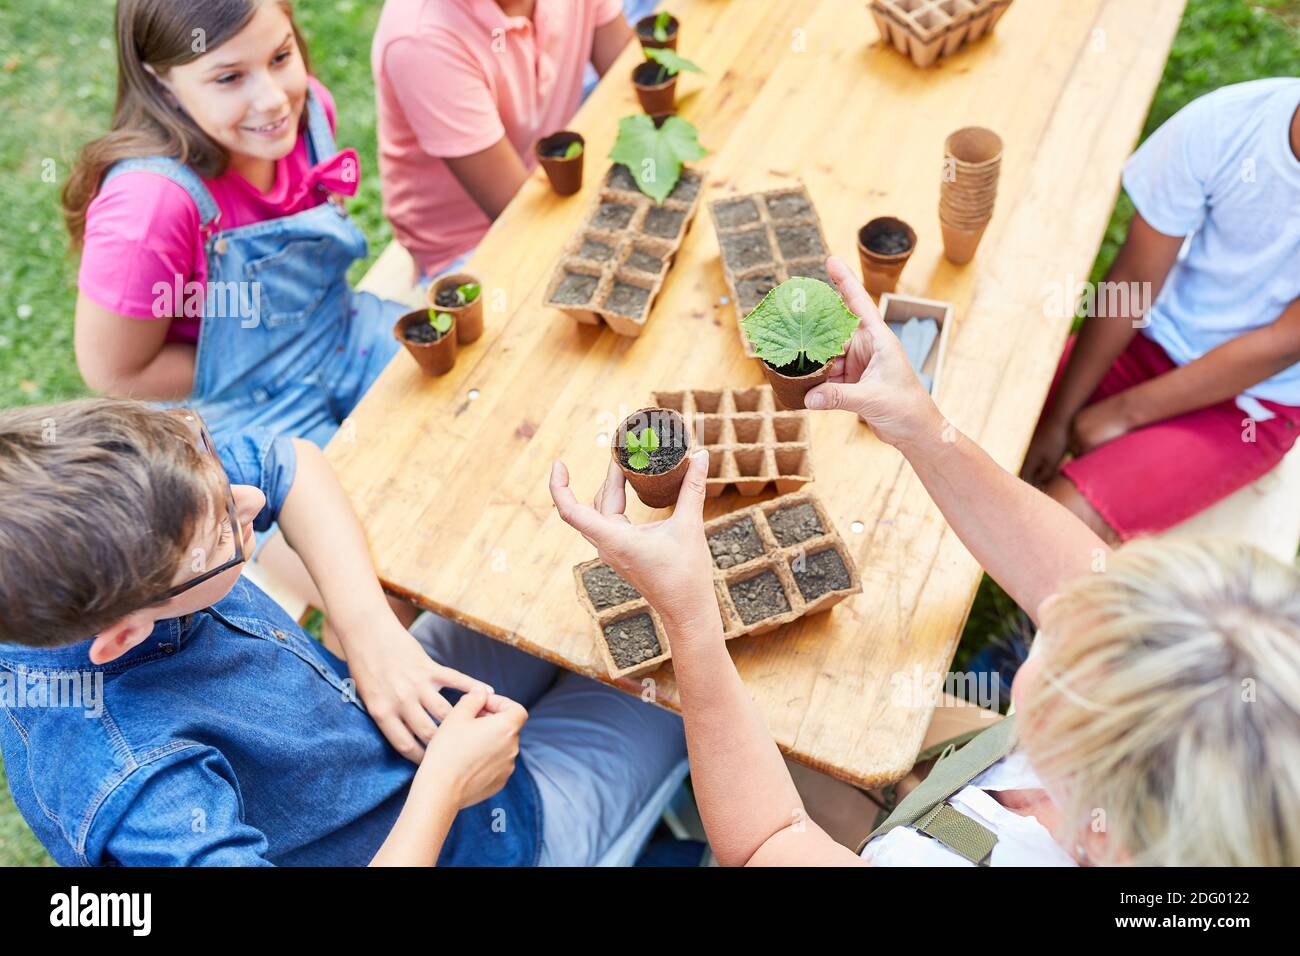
[329,0,1187,788]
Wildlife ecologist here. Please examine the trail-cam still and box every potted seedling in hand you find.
[613,407,692,508]
[428,273,485,344]
[394,306,458,377]
[535,131,586,196]
[631,48,702,115]
[636,10,679,51]
[740,276,859,409]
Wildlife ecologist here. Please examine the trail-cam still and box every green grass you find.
[0,0,1295,866]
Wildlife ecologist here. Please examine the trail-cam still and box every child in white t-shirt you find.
[1022,78,1300,542]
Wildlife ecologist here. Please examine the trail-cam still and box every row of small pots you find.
[393,272,485,377]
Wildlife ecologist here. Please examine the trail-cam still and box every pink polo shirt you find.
[372,0,624,277]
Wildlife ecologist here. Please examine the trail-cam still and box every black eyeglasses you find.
[144,411,246,607]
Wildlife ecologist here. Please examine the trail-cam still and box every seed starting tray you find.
[707,183,831,358]
[871,0,1014,68]
[651,385,812,498]
[574,491,862,679]
[542,165,704,337]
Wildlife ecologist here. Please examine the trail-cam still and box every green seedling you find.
[643,47,702,86]
[563,141,584,160]
[608,113,707,204]
[739,277,858,374]
[653,11,673,42]
[454,281,480,305]
[624,426,660,471]
[427,309,453,336]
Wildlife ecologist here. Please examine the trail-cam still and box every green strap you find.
[856,714,1017,857]
[914,802,998,865]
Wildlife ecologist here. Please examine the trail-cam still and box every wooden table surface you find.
[333,0,1186,788]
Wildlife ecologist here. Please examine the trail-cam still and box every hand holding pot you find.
[803,256,943,448]
[550,451,718,629]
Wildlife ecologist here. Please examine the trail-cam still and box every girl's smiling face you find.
[159,2,307,174]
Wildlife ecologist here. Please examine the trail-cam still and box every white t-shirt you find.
[859,751,1078,867]
[1122,78,1300,406]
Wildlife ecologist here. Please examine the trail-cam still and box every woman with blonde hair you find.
[550,255,1300,867]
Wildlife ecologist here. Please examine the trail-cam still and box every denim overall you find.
[102,91,403,448]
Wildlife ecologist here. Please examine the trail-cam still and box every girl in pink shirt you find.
[372,0,633,279]
[66,0,405,449]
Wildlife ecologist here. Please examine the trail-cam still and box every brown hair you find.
[63,0,311,246]
[0,399,228,647]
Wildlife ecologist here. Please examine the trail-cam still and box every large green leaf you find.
[608,114,707,203]
[644,47,704,76]
[739,277,858,367]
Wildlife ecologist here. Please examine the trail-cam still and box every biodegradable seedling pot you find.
[394,308,457,376]
[857,216,917,298]
[632,61,677,115]
[945,126,1003,170]
[613,407,692,508]
[428,272,485,345]
[535,131,585,196]
[940,219,989,265]
[635,12,679,51]
[761,358,832,411]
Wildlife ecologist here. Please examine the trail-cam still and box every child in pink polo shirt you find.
[372,0,633,279]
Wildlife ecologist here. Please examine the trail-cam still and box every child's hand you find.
[550,452,718,629]
[416,688,527,809]
[801,256,943,447]
[346,619,494,763]
[1021,416,1072,487]
[1070,395,1135,455]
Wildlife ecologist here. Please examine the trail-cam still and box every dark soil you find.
[728,570,791,625]
[617,410,688,475]
[604,613,663,669]
[554,272,599,305]
[767,502,825,547]
[593,202,636,231]
[607,164,639,192]
[579,238,616,261]
[634,61,671,88]
[775,225,825,260]
[404,321,444,344]
[582,564,642,611]
[636,15,679,41]
[708,517,767,570]
[786,261,832,285]
[541,142,574,159]
[791,548,852,601]
[605,281,650,318]
[766,355,824,378]
[644,205,686,239]
[738,271,779,309]
[720,230,774,270]
[715,198,760,229]
[862,222,914,256]
[433,287,464,308]
[626,247,664,273]
[766,192,812,220]
[667,171,702,204]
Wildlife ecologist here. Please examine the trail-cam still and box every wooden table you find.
[334,0,1185,788]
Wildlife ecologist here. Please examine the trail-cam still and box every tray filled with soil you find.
[574,489,861,678]
[650,385,812,497]
[871,0,1014,68]
[707,183,831,358]
[543,164,704,336]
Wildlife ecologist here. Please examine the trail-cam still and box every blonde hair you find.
[1018,537,1300,866]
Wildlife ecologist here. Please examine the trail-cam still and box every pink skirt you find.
[1046,333,1300,539]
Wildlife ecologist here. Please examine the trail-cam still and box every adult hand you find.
[416,688,527,809]
[1069,394,1135,456]
[1020,416,1072,487]
[346,617,495,763]
[549,450,718,628]
[802,256,944,448]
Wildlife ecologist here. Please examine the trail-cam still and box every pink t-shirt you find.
[372,0,623,277]
[78,78,340,344]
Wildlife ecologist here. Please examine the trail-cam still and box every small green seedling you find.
[454,281,480,305]
[608,113,707,204]
[740,277,859,374]
[653,11,673,42]
[624,426,660,470]
[643,47,703,86]
[427,309,453,336]
[563,141,583,160]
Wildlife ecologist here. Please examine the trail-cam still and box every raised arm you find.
[805,257,1109,623]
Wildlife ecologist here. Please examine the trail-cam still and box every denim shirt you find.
[0,432,540,866]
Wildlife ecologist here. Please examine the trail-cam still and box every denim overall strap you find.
[102,157,222,235]
[303,87,336,164]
